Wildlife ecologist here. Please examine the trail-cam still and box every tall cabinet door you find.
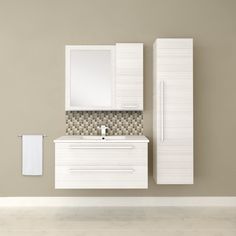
[115,43,143,110]
[153,38,193,184]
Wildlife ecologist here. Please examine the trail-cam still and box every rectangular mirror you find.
[66,45,115,110]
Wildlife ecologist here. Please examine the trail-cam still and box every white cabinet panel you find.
[115,43,143,110]
[156,39,193,48]
[153,38,193,184]
[157,144,193,184]
[55,165,147,189]
[55,143,147,166]
[157,48,192,57]
[156,80,193,142]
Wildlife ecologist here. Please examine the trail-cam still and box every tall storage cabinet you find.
[153,38,193,184]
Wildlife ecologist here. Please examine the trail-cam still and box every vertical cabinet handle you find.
[160,81,165,142]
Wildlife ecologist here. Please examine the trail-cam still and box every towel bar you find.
[18,134,47,137]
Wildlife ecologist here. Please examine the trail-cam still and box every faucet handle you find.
[98,125,109,130]
[104,125,109,130]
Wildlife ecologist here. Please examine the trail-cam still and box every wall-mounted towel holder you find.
[18,134,47,138]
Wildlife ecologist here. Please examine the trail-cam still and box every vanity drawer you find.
[55,143,147,166]
[55,165,148,189]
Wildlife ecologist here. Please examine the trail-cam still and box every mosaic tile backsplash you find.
[66,111,143,135]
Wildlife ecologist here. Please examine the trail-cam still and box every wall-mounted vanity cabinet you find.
[54,136,149,189]
[65,43,143,111]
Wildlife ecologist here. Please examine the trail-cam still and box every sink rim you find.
[81,135,126,140]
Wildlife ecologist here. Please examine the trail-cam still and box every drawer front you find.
[55,165,148,189]
[55,143,147,166]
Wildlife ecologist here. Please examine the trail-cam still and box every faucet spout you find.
[98,125,109,136]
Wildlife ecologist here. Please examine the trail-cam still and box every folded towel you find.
[22,135,43,176]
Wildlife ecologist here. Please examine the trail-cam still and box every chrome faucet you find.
[98,125,109,136]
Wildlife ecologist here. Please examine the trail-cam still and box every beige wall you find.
[0,0,236,196]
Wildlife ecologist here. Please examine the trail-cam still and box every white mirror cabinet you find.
[65,43,143,111]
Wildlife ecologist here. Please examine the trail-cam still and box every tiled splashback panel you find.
[66,111,143,135]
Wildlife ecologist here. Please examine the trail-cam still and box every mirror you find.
[66,46,115,110]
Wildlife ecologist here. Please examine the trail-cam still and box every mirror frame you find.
[65,45,116,111]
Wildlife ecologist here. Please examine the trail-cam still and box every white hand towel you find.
[22,135,43,175]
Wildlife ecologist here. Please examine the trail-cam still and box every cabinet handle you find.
[69,168,135,173]
[69,146,134,149]
[121,104,138,108]
[160,81,165,142]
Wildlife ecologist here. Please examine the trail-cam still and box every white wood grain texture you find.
[157,144,193,184]
[55,143,147,166]
[55,142,148,189]
[55,165,147,189]
[153,42,158,183]
[156,38,193,48]
[153,38,193,185]
[115,43,143,110]
[157,48,192,57]
[56,142,147,148]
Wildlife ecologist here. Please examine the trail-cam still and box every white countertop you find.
[54,135,149,143]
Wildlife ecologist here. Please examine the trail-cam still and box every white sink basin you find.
[81,136,126,140]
